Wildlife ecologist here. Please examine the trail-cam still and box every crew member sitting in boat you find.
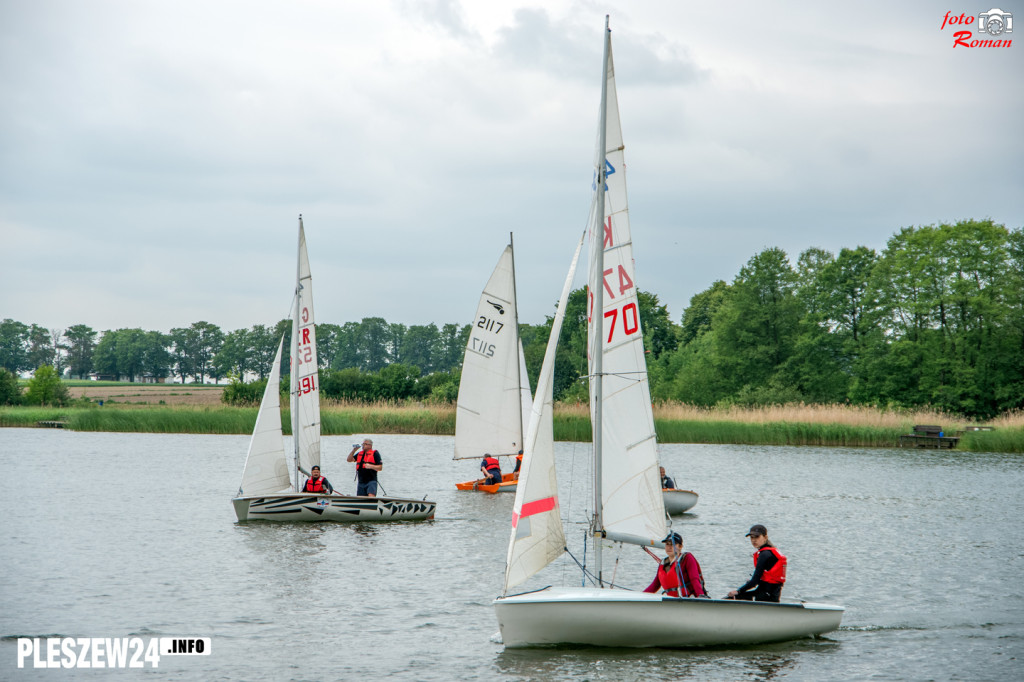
[727,524,787,602]
[643,531,707,598]
[480,454,502,486]
[302,465,334,494]
[660,466,675,489]
[512,449,523,479]
[348,438,383,497]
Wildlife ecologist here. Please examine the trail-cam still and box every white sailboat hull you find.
[494,587,843,648]
[232,493,436,522]
[662,489,699,515]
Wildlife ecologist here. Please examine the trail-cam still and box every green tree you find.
[27,324,55,371]
[0,367,21,405]
[402,324,441,373]
[64,324,97,379]
[316,323,342,371]
[170,322,224,383]
[0,319,30,373]
[23,365,70,406]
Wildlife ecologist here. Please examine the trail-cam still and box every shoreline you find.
[2,403,1020,452]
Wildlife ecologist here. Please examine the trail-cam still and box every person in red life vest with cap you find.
[301,465,334,494]
[480,454,502,486]
[643,531,708,598]
[348,438,383,497]
[727,524,787,602]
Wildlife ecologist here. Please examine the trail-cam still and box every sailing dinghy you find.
[493,19,843,647]
[453,240,532,494]
[232,217,436,522]
[662,487,699,515]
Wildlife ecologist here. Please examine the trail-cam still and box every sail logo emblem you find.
[592,160,617,191]
[940,8,1013,47]
[487,300,505,315]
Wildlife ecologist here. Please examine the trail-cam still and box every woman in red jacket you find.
[643,532,707,598]
[727,524,787,602]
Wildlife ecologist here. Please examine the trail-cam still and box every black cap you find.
[662,532,683,545]
[311,465,320,471]
[746,524,767,537]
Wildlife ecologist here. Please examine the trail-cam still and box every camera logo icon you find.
[978,8,1013,35]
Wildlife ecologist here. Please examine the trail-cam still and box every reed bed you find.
[2,401,1021,451]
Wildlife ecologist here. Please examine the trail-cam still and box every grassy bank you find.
[2,402,1021,452]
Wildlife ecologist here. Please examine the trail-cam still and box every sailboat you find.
[492,19,843,647]
[453,240,532,494]
[232,217,437,522]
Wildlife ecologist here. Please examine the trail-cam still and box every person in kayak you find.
[727,524,787,602]
[480,454,502,486]
[643,531,707,598]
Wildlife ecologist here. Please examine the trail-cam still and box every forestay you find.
[291,218,321,480]
[587,38,667,545]
[454,245,525,460]
[503,231,586,592]
[237,337,289,497]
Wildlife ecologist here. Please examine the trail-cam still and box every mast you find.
[509,231,524,453]
[592,15,611,587]
[292,214,303,491]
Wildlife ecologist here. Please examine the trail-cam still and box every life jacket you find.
[356,449,378,470]
[483,456,500,472]
[304,476,324,493]
[658,552,706,597]
[754,546,787,584]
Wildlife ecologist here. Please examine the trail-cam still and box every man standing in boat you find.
[301,465,334,494]
[348,438,383,497]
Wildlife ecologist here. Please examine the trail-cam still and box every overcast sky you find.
[2,0,1021,335]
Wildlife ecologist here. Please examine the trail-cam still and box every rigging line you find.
[563,546,636,591]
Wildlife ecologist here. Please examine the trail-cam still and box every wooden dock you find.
[899,424,959,449]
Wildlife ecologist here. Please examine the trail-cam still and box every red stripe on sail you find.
[512,496,557,527]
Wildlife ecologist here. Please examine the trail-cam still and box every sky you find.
[1,0,1021,335]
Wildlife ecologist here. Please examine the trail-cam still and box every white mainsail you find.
[291,216,321,479]
[503,231,586,592]
[587,36,667,547]
[237,336,290,497]
[454,244,525,460]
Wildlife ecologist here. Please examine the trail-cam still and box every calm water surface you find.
[1,429,1021,680]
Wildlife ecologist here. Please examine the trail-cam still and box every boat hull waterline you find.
[232,493,436,522]
[494,587,843,648]
[662,489,699,515]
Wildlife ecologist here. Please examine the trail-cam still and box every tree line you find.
[2,219,1021,418]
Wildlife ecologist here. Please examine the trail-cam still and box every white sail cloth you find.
[587,39,667,545]
[503,231,585,592]
[454,245,526,460]
[291,218,321,478]
[237,337,290,497]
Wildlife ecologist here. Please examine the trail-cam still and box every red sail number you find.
[603,302,639,343]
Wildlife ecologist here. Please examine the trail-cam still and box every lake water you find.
[1,429,1021,680]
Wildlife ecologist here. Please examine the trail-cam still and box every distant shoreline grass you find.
[1,401,1021,452]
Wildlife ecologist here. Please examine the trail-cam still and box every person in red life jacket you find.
[643,532,708,598]
[301,465,334,494]
[513,449,524,477]
[480,454,502,486]
[727,524,787,602]
[348,438,383,497]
